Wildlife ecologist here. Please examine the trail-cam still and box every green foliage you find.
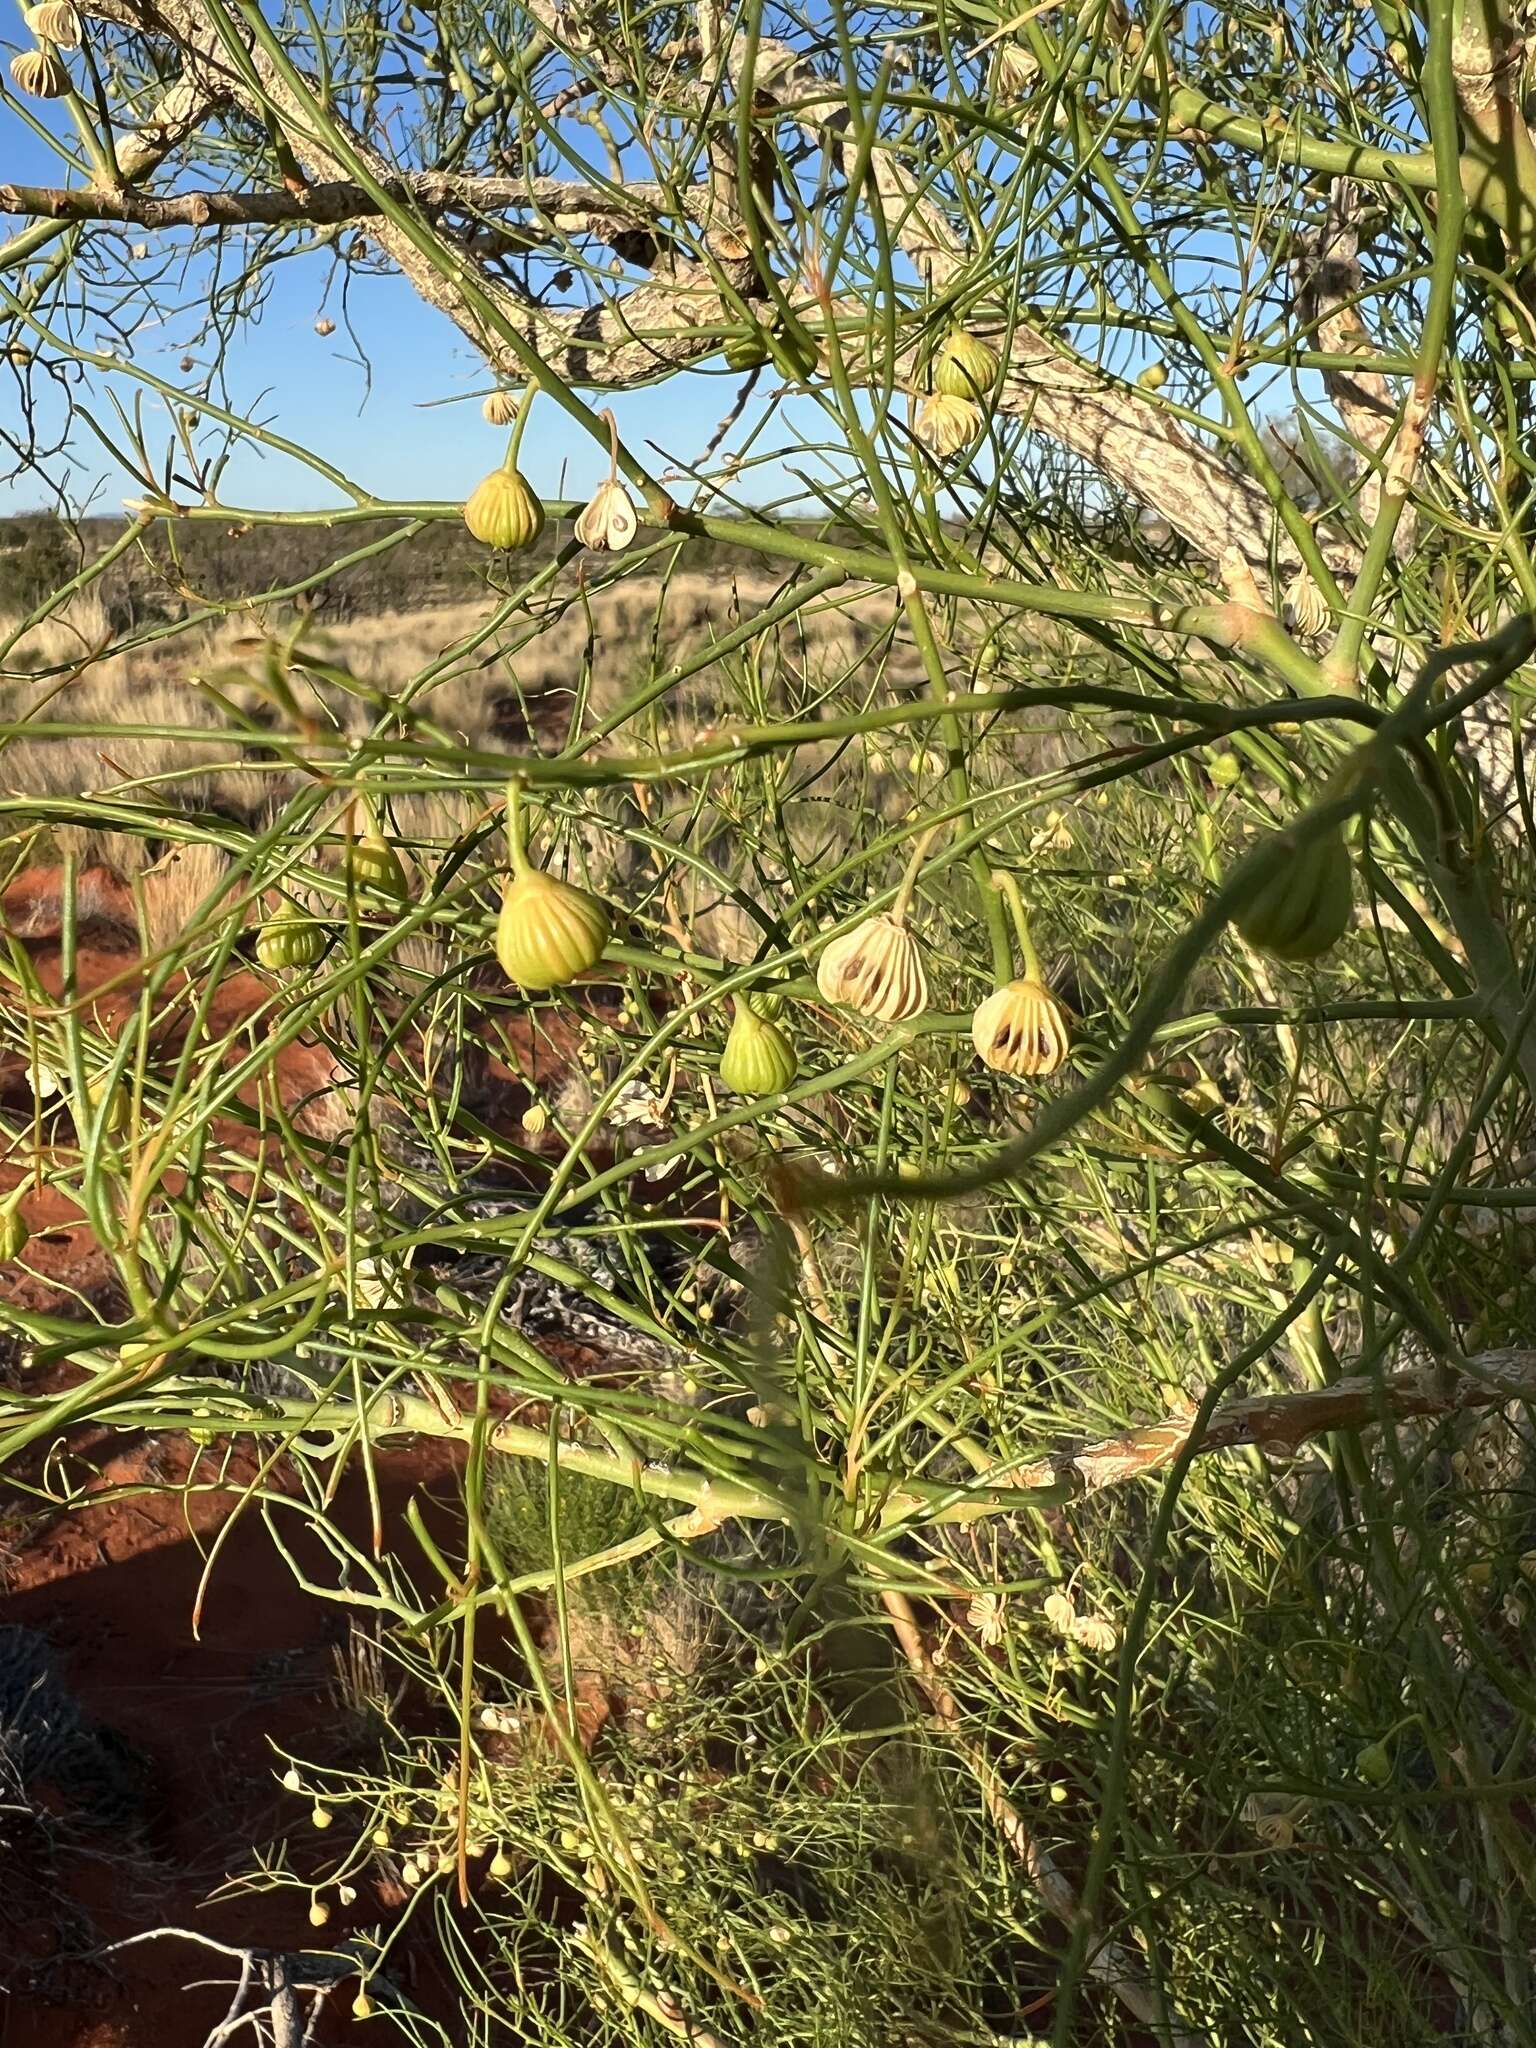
[7,0,1536,2041]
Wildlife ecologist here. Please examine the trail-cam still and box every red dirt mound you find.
[1,1432,467,2046]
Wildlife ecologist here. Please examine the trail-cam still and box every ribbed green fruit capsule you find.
[464,466,545,550]
[0,1201,29,1262]
[1355,1742,1393,1787]
[495,784,610,989]
[345,829,410,903]
[1235,828,1353,962]
[932,329,1001,404]
[257,906,327,969]
[724,325,818,377]
[496,868,610,987]
[719,1000,797,1099]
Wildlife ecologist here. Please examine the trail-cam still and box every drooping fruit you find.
[815,912,929,1023]
[496,865,610,988]
[724,324,818,377]
[464,466,545,550]
[10,46,69,95]
[344,829,410,903]
[1235,828,1353,962]
[970,978,1071,1076]
[257,906,327,969]
[932,329,1001,404]
[0,1202,29,1262]
[719,1001,798,1098]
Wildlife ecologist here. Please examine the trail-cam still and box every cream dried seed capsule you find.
[816,912,929,1023]
[481,389,519,426]
[24,1,81,44]
[574,477,638,552]
[970,979,1071,1077]
[916,392,981,457]
[10,47,69,95]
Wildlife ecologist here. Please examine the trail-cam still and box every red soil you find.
[0,1433,469,2046]
[0,866,624,2044]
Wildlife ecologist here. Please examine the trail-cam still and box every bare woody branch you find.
[0,172,697,235]
[993,1348,1536,1500]
[73,2,1318,578]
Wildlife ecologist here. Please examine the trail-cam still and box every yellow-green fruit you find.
[724,326,818,377]
[719,1003,797,1099]
[257,909,327,969]
[932,329,1001,403]
[85,1074,128,1135]
[496,867,611,988]
[0,1204,29,1261]
[1137,360,1168,391]
[464,466,545,550]
[1235,829,1353,962]
[1355,1742,1393,1787]
[345,831,409,902]
[1208,750,1243,788]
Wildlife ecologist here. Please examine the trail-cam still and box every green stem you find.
[990,868,1039,982]
[504,778,530,875]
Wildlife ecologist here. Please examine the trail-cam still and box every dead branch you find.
[996,1348,1536,1499]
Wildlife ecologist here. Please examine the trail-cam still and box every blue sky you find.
[0,89,831,520]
